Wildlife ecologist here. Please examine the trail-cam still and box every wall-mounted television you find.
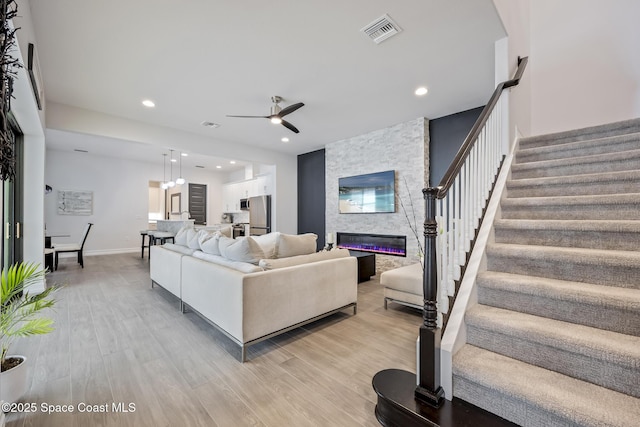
[339,170,395,213]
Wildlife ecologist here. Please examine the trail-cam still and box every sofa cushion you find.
[251,232,280,259]
[380,263,423,294]
[259,248,350,270]
[200,231,222,255]
[192,251,263,273]
[174,225,194,246]
[162,243,197,256]
[275,233,317,258]
[218,235,265,264]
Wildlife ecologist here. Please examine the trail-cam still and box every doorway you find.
[188,183,207,225]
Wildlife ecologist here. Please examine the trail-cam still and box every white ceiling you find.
[28,0,506,159]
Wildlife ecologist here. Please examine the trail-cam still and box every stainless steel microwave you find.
[240,198,249,210]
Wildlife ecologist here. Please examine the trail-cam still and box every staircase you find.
[452,118,640,427]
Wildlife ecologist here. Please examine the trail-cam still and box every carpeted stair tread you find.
[494,219,640,250]
[476,271,640,335]
[510,148,640,179]
[465,305,640,396]
[452,345,640,427]
[519,117,640,149]
[506,169,640,197]
[486,243,640,288]
[517,132,640,163]
[501,193,640,220]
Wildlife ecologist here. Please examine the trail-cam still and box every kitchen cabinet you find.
[222,173,274,213]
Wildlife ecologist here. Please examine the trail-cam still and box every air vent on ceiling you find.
[201,121,220,128]
[74,149,89,153]
[361,14,402,44]
[195,165,205,168]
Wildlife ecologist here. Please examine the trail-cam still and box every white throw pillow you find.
[174,225,194,246]
[188,229,207,250]
[219,236,265,264]
[275,233,318,258]
[200,231,222,255]
[251,232,280,259]
[197,229,215,247]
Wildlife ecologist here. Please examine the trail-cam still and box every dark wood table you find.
[348,250,376,283]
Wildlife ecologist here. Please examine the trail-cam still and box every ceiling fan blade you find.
[226,115,269,119]
[281,120,300,134]
[278,102,304,118]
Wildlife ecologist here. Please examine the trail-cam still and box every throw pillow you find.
[219,236,265,264]
[188,229,207,250]
[219,225,233,238]
[275,233,317,258]
[200,231,222,255]
[251,232,280,259]
[174,225,194,246]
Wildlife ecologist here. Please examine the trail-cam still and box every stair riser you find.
[466,325,638,397]
[511,157,640,179]
[519,120,640,150]
[506,178,640,198]
[516,136,640,164]
[452,376,576,427]
[477,285,640,336]
[486,253,640,289]
[494,228,640,251]
[501,205,640,221]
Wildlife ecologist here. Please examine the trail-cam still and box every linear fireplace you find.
[336,232,406,257]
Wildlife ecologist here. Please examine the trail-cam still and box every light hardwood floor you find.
[6,253,422,427]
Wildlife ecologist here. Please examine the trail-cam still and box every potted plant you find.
[1,262,56,405]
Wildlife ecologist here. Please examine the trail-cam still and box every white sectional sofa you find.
[149,229,358,361]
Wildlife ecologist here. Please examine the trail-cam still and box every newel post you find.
[415,187,444,406]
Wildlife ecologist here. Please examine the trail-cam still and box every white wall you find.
[492,0,532,141]
[10,2,47,291]
[45,149,226,254]
[529,0,640,135]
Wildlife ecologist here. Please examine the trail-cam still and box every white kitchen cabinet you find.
[223,173,274,212]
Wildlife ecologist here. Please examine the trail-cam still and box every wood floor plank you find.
[7,253,420,427]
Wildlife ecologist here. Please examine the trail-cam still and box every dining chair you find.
[53,223,93,270]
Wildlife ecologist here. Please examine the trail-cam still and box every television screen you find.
[339,170,395,213]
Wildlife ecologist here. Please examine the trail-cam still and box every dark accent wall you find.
[297,149,326,250]
[429,106,484,186]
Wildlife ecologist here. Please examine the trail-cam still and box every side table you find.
[349,250,376,283]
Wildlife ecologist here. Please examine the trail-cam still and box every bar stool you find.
[140,230,151,258]
[147,231,175,259]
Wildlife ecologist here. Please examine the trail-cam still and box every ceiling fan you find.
[227,96,304,134]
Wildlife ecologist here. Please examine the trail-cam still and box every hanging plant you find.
[0,0,21,182]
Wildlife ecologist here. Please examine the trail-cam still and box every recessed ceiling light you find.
[230,160,236,164]
[281,137,290,142]
[201,121,220,128]
[142,99,155,107]
[181,153,188,157]
[415,86,428,96]
[216,165,222,169]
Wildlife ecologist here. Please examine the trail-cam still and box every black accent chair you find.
[53,223,93,270]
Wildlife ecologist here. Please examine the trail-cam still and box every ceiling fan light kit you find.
[227,95,304,134]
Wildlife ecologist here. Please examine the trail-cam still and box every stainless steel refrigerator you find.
[249,195,271,235]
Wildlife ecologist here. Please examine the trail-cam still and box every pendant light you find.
[167,149,176,187]
[176,152,186,185]
[160,154,169,190]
